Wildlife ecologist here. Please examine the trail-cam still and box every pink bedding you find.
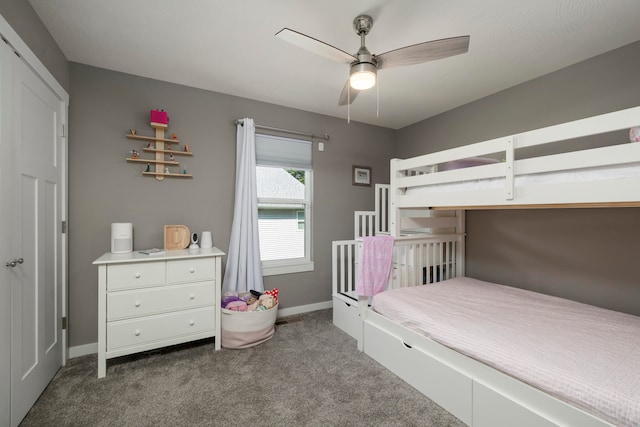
[372,277,640,427]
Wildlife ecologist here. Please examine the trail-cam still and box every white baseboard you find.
[68,301,332,358]
[277,300,332,318]
[69,342,98,359]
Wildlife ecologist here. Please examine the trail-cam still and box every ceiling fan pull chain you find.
[348,86,351,123]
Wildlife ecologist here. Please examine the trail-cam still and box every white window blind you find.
[255,134,312,169]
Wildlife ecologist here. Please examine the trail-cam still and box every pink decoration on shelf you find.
[630,126,640,142]
[150,109,168,124]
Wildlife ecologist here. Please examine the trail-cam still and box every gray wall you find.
[0,2,69,91]
[396,41,640,316]
[69,63,395,347]
[6,1,639,340]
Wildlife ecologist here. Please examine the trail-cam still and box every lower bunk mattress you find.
[372,277,640,427]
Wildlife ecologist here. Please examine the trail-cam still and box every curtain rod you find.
[234,119,330,141]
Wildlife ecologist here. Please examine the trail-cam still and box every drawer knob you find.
[189,320,195,326]
[189,268,195,273]
[134,301,141,307]
[134,329,141,336]
[189,294,195,300]
[134,272,141,278]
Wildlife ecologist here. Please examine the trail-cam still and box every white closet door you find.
[9,42,64,426]
[0,39,14,427]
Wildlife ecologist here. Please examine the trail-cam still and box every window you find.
[296,210,305,230]
[255,134,313,276]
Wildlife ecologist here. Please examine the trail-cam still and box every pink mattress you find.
[372,277,640,427]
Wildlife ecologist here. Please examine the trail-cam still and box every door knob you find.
[6,258,24,268]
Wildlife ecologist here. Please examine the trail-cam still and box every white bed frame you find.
[389,105,640,237]
[364,310,616,427]
[341,107,640,426]
[332,227,465,346]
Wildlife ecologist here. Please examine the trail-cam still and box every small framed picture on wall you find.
[352,165,372,186]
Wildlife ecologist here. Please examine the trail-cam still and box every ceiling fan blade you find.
[275,28,357,64]
[376,35,470,69]
[338,81,360,106]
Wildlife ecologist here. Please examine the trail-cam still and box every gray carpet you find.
[21,309,464,426]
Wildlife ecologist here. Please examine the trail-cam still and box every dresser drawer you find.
[107,262,164,291]
[166,258,215,284]
[107,307,215,351]
[107,281,215,321]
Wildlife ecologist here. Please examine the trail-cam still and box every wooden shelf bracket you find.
[126,116,193,180]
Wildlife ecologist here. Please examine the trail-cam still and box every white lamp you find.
[349,62,377,90]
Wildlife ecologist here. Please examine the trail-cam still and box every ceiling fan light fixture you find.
[275,14,470,108]
[349,62,377,90]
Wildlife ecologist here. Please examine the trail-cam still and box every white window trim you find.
[257,167,314,275]
[262,259,315,276]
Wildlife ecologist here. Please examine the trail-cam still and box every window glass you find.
[255,134,313,275]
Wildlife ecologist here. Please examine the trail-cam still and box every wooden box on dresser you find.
[92,247,224,378]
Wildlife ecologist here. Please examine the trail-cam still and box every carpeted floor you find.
[21,309,464,426]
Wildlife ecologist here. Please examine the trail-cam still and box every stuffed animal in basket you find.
[248,294,275,312]
[235,288,279,311]
[238,292,253,303]
[263,288,279,304]
[221,291,240,309]
[258,294,275,309]
[246,297,259,312]
[225,300,247,311]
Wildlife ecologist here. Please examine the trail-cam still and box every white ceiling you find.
[29,0,640,129]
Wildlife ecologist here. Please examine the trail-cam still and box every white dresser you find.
[93,247,224,378]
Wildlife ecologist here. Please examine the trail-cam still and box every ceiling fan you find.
[276,15,470,106]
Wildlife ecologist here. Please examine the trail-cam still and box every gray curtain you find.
[222,118,264,292]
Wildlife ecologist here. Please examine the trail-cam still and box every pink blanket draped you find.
[356,235,394,297]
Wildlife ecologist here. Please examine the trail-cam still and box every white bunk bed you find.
[332,228,464,342]
[389,106,640,225]
[356,106,640,427]
[332,183,467,343]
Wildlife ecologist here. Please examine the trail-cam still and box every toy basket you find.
[220,304,278,349]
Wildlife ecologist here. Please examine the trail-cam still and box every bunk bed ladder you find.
[353,184,391,238]
[332,239,362,342]
[332,240,358,298]
[354,211,376,238]
[374,184,390,234]
[336,179,465,346]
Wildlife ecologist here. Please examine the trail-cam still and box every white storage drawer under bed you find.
[472,381,556,427]
[364,308,618,427]
[332,294,360,340]
[363,316,473,425]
